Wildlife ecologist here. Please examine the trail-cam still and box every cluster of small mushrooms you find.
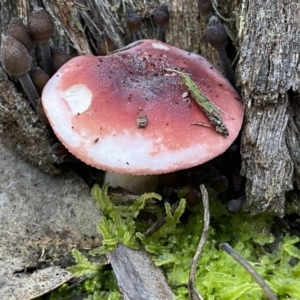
[0,0,245,212]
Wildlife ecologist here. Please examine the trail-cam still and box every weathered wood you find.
[238,0,300,215]
[0,67,60,174]
[108,244,175,300]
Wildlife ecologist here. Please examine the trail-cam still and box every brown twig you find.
[219,243,278,300]
[188,185,210,300]
[143,202,179,237]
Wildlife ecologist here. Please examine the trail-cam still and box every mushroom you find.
[154,4,170,42]
[30,66,50,93]
[227,196,246,214]
[1,35,39,111]
[198,0,213,20]
[126,8,142,41]
[7,18,33,53]
[206,16,236,89]
[27,7,54,76]
[29,66,50,124]
[42,40,244,194]
[97,32,116,56]
[211,175,229,193]
[51,47,72,73]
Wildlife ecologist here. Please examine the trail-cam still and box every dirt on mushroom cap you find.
[42,40,244,175]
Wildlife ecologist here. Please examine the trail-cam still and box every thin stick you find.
[188,185,210,300]
[219,243,278,300]
[143,202,179,237]
[191,121,211,128]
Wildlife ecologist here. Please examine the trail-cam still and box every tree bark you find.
[238,0,300,215]
[1,0,298,215]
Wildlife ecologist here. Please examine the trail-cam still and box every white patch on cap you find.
[64,84,92,114]
[152,42,169,51]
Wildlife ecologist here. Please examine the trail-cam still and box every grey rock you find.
[0,140,101,300]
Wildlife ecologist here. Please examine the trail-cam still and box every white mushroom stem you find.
[104,172,158,195]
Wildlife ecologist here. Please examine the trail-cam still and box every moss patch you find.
[49,185,300,300]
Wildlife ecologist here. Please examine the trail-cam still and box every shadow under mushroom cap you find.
[42,40,244,175]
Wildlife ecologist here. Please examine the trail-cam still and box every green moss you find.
[53,185,300,300]
[90,184,162,253]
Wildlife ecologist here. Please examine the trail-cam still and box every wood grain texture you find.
[238,0,300,215]
[108,244,174,300]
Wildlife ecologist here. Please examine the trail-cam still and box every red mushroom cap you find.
[42,40,244,175]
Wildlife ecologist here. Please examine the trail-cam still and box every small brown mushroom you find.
[29,66,50,93]
[182,185,202,206]
[198,0,213,20]
[51,47,71,73]
[29,66,50,124]
[97,32,116,56]
[211,175,229,193]
[206,16,236,89]
[27,7,54,75]
[126,8,142,41]
[1,36,39,111]
[227,196,246,214]
[7,18,33,53]
[154,4,170,42]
